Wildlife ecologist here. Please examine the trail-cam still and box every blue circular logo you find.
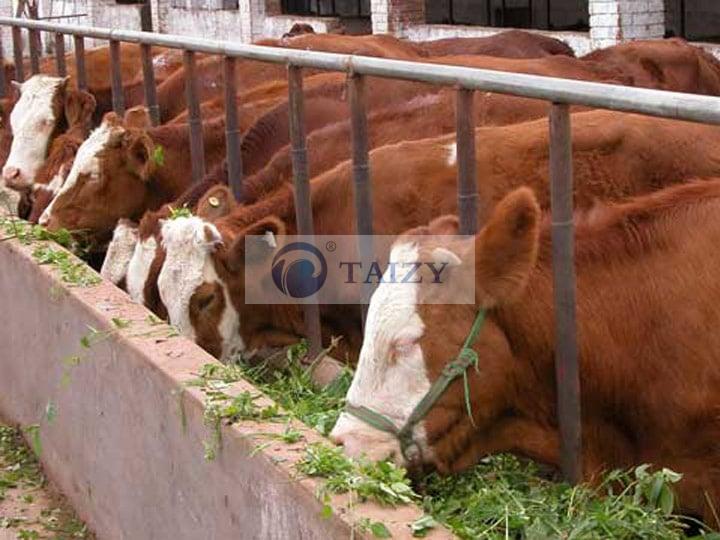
[271,242,327,298]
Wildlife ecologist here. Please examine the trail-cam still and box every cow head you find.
[156,186,283,360]
[39,114,160,236]
[157,215,243,360]
[1,75,96,191]
[331,188,541,471]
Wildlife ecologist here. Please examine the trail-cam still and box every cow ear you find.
[64,90,96,128]
[123,106,152,129]
[475,187,540,307]
[227,215,286,273]
[124,131,156,182]
[196,185,237,221]
[427,214,460,235]
[102,111,123,128]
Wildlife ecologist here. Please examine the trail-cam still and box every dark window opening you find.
[281,0,370,18]
[665,0,720,43]
[425,0,589,32]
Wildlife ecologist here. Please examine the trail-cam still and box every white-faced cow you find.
[332,180,720,524]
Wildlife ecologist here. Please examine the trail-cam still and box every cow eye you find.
[393,338,418,358]
[197,292,216,312]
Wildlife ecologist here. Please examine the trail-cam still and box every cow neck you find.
[143,120,223,207]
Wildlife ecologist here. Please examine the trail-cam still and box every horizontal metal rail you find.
[1,16,720,125]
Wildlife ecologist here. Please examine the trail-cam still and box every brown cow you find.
[417,29,575,58]
[157,32,424,121]
[331,179,720,524]
[0,45,185,187]
[40,83,445,239]
[101,177,237,319]
[38,110,230,237]
[24,105,149,223]
[155,110,720,361]
[582,38,720,95]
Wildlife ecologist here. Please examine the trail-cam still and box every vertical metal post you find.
[183,50,205,183]
[224,56,243,201]
[288,65,322,359]
[109,40,125,116]
[0,27,6,99]
[349,74,374,323]
[54,33,66,78]
[73,35,87,91]
[12,26,24,83]
[28,29,40,75]
[28,3,40,76]
[456,88,479,235]
[140,43,160,125]
[549,103,582,485]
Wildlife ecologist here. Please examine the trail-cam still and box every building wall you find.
[4,0,720,64]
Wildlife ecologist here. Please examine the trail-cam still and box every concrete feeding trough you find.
[0,234,452,539]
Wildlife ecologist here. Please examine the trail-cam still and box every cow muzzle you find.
[2,166,31,191]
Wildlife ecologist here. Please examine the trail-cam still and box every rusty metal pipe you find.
[28,29,40,75]
[549,102,582,485]
[12,26,24,83]
[349,74,374,323]
[140,43,159,125]
[109,39,125,116]
[183,50,205,183]
[73,35,86,91]
[54,33,66,77]
[223,56,243,201]
[288,65,323,358]
[456,88,479,235]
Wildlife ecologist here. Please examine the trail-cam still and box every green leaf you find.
[44,402,57,424]
[658,485,675,515]
[320,504,333,520]
[152,144,165,167]
[410,515,437,537]
[369,521,391,538]
[111,317,131,329]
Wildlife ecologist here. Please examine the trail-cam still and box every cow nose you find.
[3,166,21,184]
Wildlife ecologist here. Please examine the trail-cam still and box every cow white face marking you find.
[101,221,139,286]
[158,217,245,361]
[446,142,457,167]
[331,242,433,464]
[3,75,65,188]
[39,121,115,226]
[126,236,157,304]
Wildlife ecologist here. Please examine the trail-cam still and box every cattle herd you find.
[2,27,720,525]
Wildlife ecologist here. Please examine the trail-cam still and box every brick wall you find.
[589,0,664,48]
[371,0,423,36]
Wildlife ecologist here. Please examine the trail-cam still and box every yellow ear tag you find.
[208,196,220,208]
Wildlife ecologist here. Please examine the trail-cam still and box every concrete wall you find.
[0,236,449,540]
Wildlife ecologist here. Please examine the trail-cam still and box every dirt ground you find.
[0,423,94,540]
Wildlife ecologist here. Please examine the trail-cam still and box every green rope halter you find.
[345,309,487,464]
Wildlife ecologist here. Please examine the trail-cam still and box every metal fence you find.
[2,16,720,484]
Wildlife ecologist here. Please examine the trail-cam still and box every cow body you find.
[156,110,720,361]
[332,180,720,524]
[417,30,575,58]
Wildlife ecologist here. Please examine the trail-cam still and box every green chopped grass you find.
[192,343,719,539]
[0,217,99,287]
[0,425,93,539]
